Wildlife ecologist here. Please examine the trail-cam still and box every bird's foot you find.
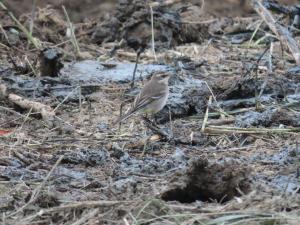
[142,116,172,141]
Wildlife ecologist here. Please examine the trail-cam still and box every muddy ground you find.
[0,0,299,224]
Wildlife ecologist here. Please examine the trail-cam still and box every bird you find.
[113,72,171,125]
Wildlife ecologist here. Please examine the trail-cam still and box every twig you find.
[149,0,181,7]
[70,208,100,225]
[149,5,157,62]
[0,105,25,117]
[244,43,269,110]
[201,96,212,133]
[12,150,31,165]
[188,107,255,119]
[123,217,131,225]
[24,56,37,77]
[28,0,36,49]
[78,85,82,111]
[204,125,300,134]
[17,107,33,133]
[204,81,228,118]
[8,94,55,123]
[251,0,300,64]
[130,50,141,88]
[168,106,173,137]
[0,84,55,126]
[258,42,273,100]
[53,86,80,112]
[0,1,40,49]
[247,20,263,47]
[0,22,10,45]
[181,19,217,24]
[0,41,10,49]
[62,5,80,55]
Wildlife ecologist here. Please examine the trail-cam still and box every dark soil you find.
[0,0,299,224]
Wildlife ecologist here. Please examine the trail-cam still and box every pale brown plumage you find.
[114,72,170,124]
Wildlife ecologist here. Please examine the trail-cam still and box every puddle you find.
[1,60,171,101]
[62,60,170,83]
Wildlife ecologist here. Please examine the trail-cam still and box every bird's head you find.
[151,72,171,84]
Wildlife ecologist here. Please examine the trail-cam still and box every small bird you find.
[114,72,171,125]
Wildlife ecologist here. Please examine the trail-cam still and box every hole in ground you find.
[161,158,251,203]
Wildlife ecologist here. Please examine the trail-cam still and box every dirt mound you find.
[161,158,251,203]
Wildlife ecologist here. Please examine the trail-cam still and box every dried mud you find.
[0,0,300,225]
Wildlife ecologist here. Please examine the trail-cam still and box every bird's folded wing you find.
[132,92,165,113]
[113,92,165,125]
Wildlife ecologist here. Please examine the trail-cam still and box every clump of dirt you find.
[60,148,110,166]
[3,0,117,22]
[1,0,300,224]
[235,108,300,127]
[161,158,251,203]
[92,0,209,50]
[39,48,63,77]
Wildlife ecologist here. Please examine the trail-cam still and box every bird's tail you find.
[112,110,134,125]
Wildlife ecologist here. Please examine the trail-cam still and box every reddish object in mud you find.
[0,130,12,135]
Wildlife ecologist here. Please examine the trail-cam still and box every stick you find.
[62,5,80,55]
[204,125,300,134]
[201,96,212,133]
[131,50,141,88]
[0,84,55,126]
[70,208,100,225]
[149,5,157,62]
[0,1,40,49]
[251,0,300,65]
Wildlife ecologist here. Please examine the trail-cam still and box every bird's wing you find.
[113,91,165,125]
[132,91,165,112]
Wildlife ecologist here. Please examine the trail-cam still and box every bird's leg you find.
[151,115,160,128]
[130,49,142,89]
[141,116,171,140]
[114,96,134,127]
[117,101,126,131]
[144,114,160,129]
[142,116,159,130]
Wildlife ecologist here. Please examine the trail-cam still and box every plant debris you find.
[0,0,299,224]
